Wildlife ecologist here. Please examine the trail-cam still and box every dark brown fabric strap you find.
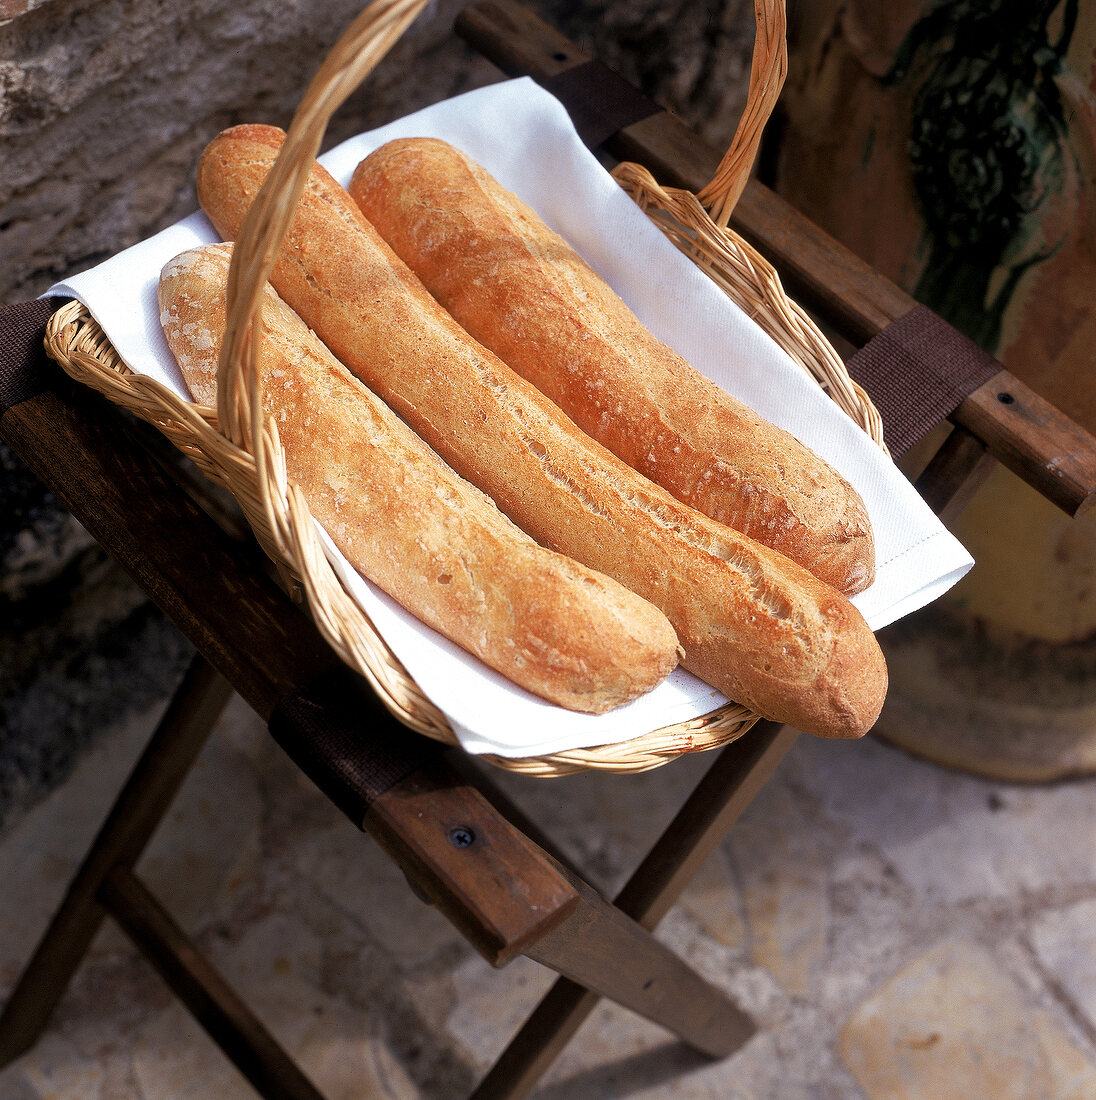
[542,61,661,148]
[846,304,1003,458]
[0,298,68,415]
[268,671,437,827]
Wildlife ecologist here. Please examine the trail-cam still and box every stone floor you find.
[2,682,1095,1099]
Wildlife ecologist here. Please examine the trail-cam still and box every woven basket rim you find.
[44,296,764,775]
[42,0,887,776]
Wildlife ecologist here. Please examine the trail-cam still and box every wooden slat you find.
[365,766,580,967]
[455,0,1096,517]
[959,373,1096,516]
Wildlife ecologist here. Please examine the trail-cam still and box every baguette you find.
[196,124,888,738]
[348,137,875,596]
[158,242,681,714]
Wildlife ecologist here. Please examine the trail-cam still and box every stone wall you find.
[0,0,495,303]
[0,0,757,833]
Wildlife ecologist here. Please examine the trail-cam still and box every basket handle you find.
[696,0,787,228]
[217,0,432,459]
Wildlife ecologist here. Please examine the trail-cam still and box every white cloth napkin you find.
[44,77,973,758]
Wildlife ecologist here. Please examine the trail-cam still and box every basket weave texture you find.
[45,0,886,776]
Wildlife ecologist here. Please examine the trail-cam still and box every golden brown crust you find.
[196,125,888,737]
[348,137,875,596]
[158,242,681,714]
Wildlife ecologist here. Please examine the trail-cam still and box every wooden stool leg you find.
[615,722,799,928]
[0,652,232,1067]
[472,722,798,1100]
[523,870,755,1056]
[99,867,325,1100]
[470,979,595,1100]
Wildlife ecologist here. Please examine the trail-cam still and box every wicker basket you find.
[44,0,886,777]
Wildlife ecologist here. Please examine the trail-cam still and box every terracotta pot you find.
[774,0,1096,779]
